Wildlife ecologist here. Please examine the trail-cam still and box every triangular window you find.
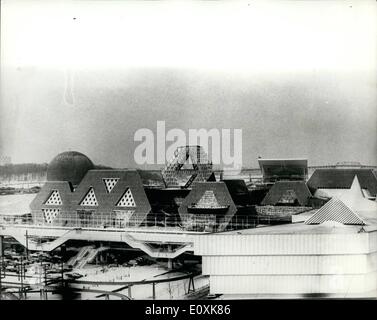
[45,190,62,205]
[43,208,60,224]
[116,188,136,207]
[80,187,98,206]
[103,178,119,193]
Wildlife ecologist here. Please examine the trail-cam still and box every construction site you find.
[0,147,377,300]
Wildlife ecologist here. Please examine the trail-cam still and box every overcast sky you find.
[1,0,376,168]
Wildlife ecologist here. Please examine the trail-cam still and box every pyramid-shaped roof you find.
[305,196,364,225]
[307,168,377,197]
[178,182,237,231]
[196,190,221,208]
[262,181,311,206]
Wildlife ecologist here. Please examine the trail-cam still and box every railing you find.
[0,213,290,233]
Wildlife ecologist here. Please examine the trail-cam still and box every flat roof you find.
[224,221,376,235]
[258,158,308,168]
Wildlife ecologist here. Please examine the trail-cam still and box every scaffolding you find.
[161,146,213,188]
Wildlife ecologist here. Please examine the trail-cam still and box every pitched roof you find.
[71,170,151,225]
[30,181,73,211]
[222,179,250,205]
[305,197,364,225]
[144,187,190,208]
[307,169,377,197]
[310,176,377,225]
[178,182,237,231]
[196,190,221,208]
[31,170,151,226]
[261,181,312,206]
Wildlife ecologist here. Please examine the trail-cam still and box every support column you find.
[188,276,195,293]
[24,230,29,259]
[152,282,156,300]
[0,236,4,257]
[60,244,66,256]
[167,244,173,270]
[167,259,173,270]
[128,285,132,300]
[99,243,105,264]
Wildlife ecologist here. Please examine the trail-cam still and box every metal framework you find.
[161,146,213,188]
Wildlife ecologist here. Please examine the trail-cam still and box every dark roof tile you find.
[307,169,377,197]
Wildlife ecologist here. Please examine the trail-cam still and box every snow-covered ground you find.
[72,264,208,300]
[2,264,209,300]
[0,193,35,215]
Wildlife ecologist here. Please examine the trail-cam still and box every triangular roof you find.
[349,175,363,196]
[331,175,377,213]
[305,197,364,225]
[313,175,365,202]
[31,181,73,212]
[307,168,377,197]
[31,170,152,227]
[71,170,151,225]
[344,175,365,208]
[196,190,221,208]
[311,175,377,225]
[261,181,311,206]
[178,182,237,231]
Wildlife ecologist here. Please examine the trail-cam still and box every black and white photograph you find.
[0,0,376,306]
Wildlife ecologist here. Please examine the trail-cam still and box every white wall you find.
[195,233,369,255]
[209,272,377,295]
[195,230,377,297]
[202,253,377,275]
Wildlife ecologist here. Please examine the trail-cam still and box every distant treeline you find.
[0,163,164,184]
[0,163,115,176]
[0,163,48,176]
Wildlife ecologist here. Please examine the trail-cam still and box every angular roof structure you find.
[261,181,312,206]
[71,170,151,225]
[310,175,377,225]
[31,181,73,211]
[258,158,308,182]
[222,179,250,206]
[307,169,377,197]
[31,170,151,226]
[305,197,364,225]
[161,146,213,188]
[178,182,237,231]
